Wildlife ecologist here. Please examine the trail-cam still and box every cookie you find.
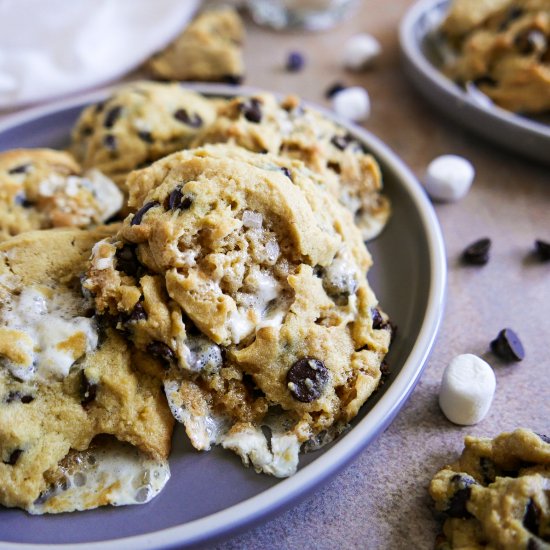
[84,146,392,477]
[146,8,245,84]
[430,429,550,549]
[0,228,174,513]
[0,149,122,242]
[71,82,218,188]
[442,0,550,113]
[192,93,390,240]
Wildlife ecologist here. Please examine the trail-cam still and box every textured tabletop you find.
[212,1,550,548]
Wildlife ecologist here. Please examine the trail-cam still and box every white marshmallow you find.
[439,354,496,426]
[424,155,475,202]
[343,34,382,70]
[332,86,370,122]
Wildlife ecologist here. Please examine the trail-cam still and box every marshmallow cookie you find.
[192,93,390,240]
[146,8,245,84]
[442,0,550,113]
[430,429,550,549]
[0,228,174,513]
[0,149,122,242]
[85,146,392,477]
[71,82,218,190]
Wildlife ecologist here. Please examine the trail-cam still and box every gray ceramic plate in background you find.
[399,0,550,166]
[0,84,446,550]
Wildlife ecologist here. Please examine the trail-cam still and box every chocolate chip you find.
[138,131,153,143]
[286,51,305,72]
[473,75,498,88]
[536,433,550,444]
[174,109,203,128]
[80,372,98,407]
[8,164,30,175]
[5,449,23,466]
[479,457,497,484]
[446,474,476,518]
[166,186,192,211]
[462,238,491,265]
[14,194,33,208]
[280,167,293,182]
[313,265,325,278]
[131,201,158,226]
[287,357,329,403]
[94,101,105,113]
[104,105,122,128]
[534,240,550,261]
[331,134,352,151]
[222,74,243,85]
[325,82,347,99]
[115,244,140,277]
[515,29,547,55]
[498,7,523,31]
[125,301,147,323]
[147,341,175,367]
[103,134,117,151]
[5,391,34,404]
[371,308,384,329]
[240,98,262,123]
[490,328,525,361]
[523,498,541,536]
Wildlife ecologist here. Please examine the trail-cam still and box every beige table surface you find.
[0,1,547,548]
[210,1,550,549]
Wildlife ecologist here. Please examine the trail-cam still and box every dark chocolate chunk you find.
[166,186,192,211]
[8,164,30,175]
[125,301,147,323]
[286,51,305,72]
[515,29,547,55]
[222,74,243,85]
[280,167,293,182]
[287,357,329,403]
[104,105,122,128]
[174,109,203,128]
[446,474,476,518]
[479,457,498,484]
[131,201,159,226]
[371,308,384,329]
[313,265,325,278]
[138,130,153,143]
[5,449,23,466]
[115,244,140,277]
[80,372,98,407]
[103,134,117,151]
[534,239,550,261]
[462,238,491,265]
[147,341,175,367]
[523,498,541,536]
[536,433,550,444]
[239,98,262,123]
[490,328,525,361]
[14,194,33,208]
[325,82,347,99]
[5,391,34,404]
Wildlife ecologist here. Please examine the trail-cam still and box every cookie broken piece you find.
[441,0,550,114]
[71,82,218,190]
[85,146,392,477]
[192,93,390,240]
[0,228,174,513]
[146,8,245,84]
[429,429,550,549]
[0,149,123,242]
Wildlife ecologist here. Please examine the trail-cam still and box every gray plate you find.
[0,84,446,549]
[399,0,550,166]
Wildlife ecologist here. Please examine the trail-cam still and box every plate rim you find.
[0,84,447,550]
[398,0,550,161]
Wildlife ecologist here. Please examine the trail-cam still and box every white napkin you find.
[0,0,201,109]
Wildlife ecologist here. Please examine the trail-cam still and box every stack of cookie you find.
[0,81,392,513]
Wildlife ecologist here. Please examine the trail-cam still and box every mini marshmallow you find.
[439,354,496,426]
[331,86,370,122]
[343,34,382,70]
[424,155,475,202]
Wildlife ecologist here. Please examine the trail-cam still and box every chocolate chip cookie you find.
[192,93,390,240]
[0,228,174,513]
[430,429,550,549]
[442,0,550,113]
[0,148,122,242]
[84,145,392,477]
